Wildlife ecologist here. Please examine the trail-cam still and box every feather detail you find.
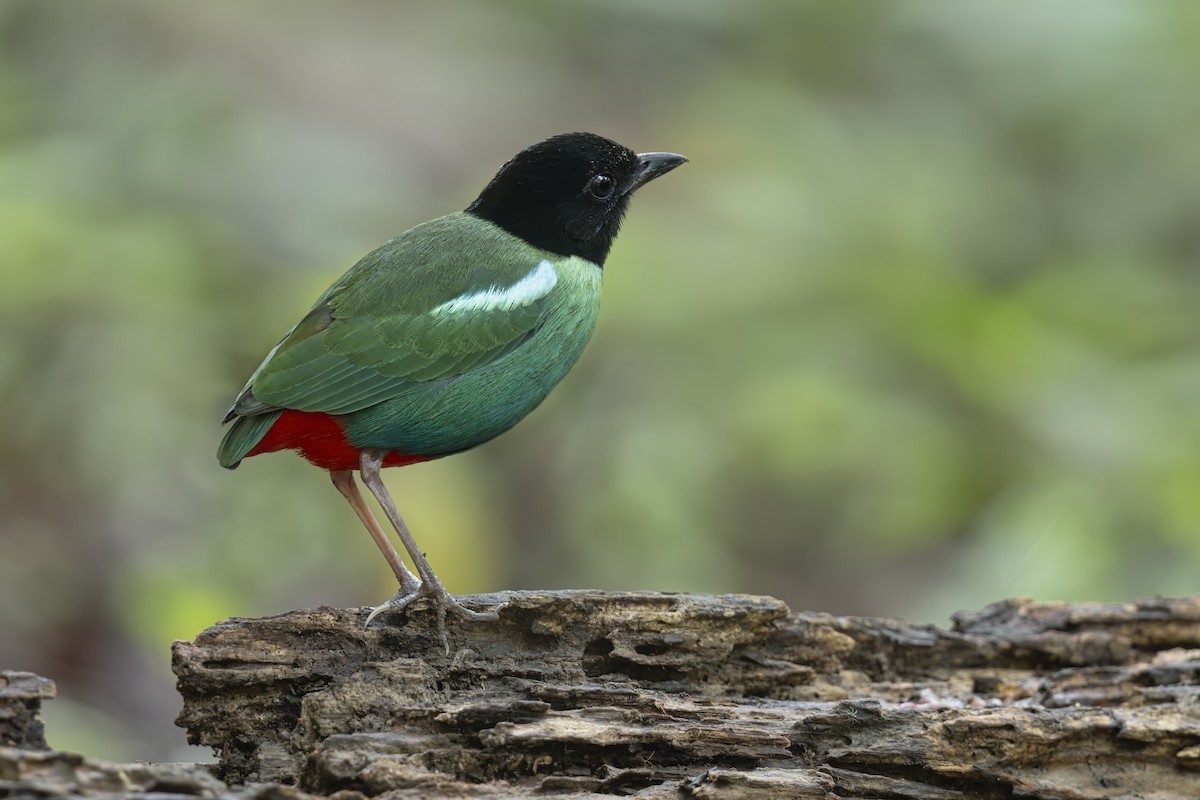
[217,410,283,469]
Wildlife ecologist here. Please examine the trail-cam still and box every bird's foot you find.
[364,580,505,653]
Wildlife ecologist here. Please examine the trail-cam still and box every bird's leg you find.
[357,449,503,649]
[329,470,420,595]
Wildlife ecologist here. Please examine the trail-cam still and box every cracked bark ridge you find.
[0,747,234,799]
[169,592,1200,799]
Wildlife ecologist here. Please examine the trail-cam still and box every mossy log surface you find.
[4,592,1200,798]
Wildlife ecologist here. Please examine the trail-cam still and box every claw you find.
[364,585,423,627]
[364,584,506,652]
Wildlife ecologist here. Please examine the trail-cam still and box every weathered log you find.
[172,592,1200,798]
[3,593,1199,798]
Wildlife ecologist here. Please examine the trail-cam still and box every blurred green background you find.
[2,0,1199,763]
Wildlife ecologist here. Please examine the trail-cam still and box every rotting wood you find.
[3,593,1200,798]
[0,671,53,751]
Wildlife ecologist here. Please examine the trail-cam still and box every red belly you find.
[246,409,429,471]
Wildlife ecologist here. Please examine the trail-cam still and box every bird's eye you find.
[586,174,615,201]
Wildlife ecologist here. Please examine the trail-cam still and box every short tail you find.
[217,410,283,469]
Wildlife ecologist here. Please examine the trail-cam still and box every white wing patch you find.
[432,259,558,316]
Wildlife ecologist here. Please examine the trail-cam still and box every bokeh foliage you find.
[2,0,1198,761]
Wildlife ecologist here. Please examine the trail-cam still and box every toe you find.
[364,587,422,627]
[455,605,502,622]
[435,605,450,654]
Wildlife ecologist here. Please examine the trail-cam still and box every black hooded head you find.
[467,132,686,266]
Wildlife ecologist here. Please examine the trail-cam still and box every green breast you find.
[338,255,602,455]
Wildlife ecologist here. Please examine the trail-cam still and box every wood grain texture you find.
[4,593,1199,798]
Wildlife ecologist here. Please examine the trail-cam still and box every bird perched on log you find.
[218,132,686,649]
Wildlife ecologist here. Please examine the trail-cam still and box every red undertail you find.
[246,409,429,471]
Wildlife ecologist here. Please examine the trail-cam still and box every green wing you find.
[227,214,560,419]
[244,289,546,414]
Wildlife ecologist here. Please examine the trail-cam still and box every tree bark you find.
[0,672,53,751]
[4,592,1200,798]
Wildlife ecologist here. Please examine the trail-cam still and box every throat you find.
[463,208,616,267]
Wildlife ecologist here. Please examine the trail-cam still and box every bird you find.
[217,131,686,649]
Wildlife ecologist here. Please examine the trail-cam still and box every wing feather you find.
[237,254,559,417]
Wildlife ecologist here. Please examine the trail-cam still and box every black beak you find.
[628,151,688,193]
